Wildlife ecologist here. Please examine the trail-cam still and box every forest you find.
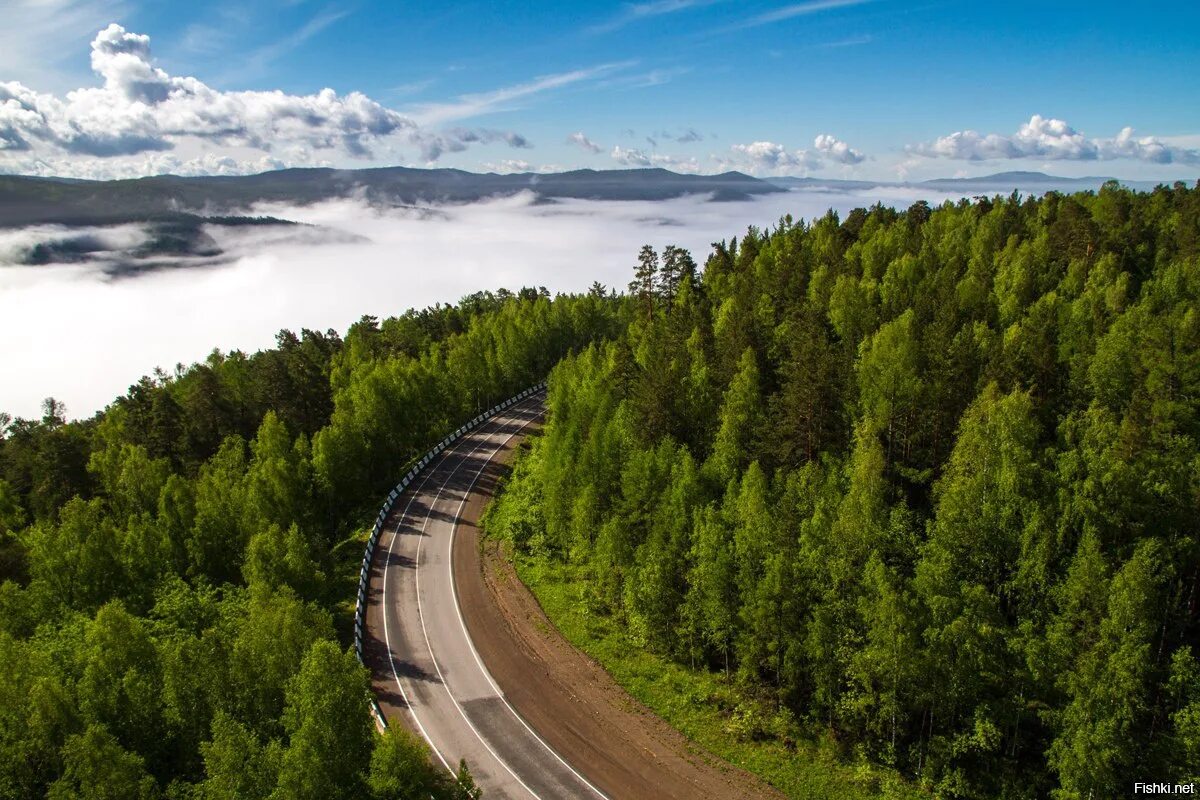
[0,286,621,799]
[3,181,1198,800]
[484,182,1200,799]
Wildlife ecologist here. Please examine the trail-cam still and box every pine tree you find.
[629,244,659,321]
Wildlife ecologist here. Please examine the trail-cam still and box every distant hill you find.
[763,176,886,192]
[921,171,1126,190]
[3,166,1178,229]
[0,167,784,228]
[765,170,1166,194]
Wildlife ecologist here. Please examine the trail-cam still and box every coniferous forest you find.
[484,183,1200,799]
[1,182,1198,799]
[0,289,620,799]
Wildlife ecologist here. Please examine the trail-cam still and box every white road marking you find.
[380,399,541,771]
[380,396,582,799]
[381,432,474,773]
[446,407,611,800]
[414,411,544,799]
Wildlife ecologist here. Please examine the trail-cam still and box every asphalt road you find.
[362,392,606,800]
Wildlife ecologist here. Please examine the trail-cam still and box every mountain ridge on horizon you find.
[0,166,785,228]
[0,165,1183,229]
[6,164,1162,185]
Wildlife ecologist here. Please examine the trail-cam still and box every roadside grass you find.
[328,520,373,646]
[513,555,925,800]
[329,452,428,646]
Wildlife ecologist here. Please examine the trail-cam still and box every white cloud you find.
[816,33,873,48]
[1098,126,1200,164]
[2,152,297,180]
[599,66,691,90]
[0,24,536,177]
[718,134,866,175]
[386,78,437,98]
[221,8,350,84]
[568,131,602,153]
[587,0,721,34]
[813,133,865,164]
[481,159,533,173]
[0,0,130,92]
[724,141,819,173]
[723,0,873,32]
[1,23,409,158]
[407,62,632,126]
[610,145,700,173]
[909,115,1200,165]
[611,145,653,166]
[411,128,531,162]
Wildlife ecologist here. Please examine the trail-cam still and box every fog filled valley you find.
[1,184,967,420]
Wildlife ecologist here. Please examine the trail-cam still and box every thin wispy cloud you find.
[587,0,723,34]
[817,33,873,48]
[722,0,874,33]
[385,78,437,98]
[175,5,253,57]
[409,61,635,126]
[0,0,132,91]
[659,128,704,143]
[226,7,351,83]
[599,65,691,90]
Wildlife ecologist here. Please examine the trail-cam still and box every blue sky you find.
[2,0,1198,180]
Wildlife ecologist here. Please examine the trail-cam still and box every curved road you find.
[362,392,606,799]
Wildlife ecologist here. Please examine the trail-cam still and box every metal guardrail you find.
[354,381,547,730]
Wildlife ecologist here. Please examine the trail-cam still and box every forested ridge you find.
[0,287,621,799]
[485,182,1200,798]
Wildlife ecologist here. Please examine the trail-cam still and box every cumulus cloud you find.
[610,145,654,167]
[2,152,296,181]
[0,23,534,177]
[3,24,413,157]
[1098,126,1200,164]
[412,128,532,162]
[813,133,865,164]
[727,141,820,172]
[718,134,865,175]
[909,115,1200,165]
[568,131,602,153]
[481,159,534,173]
[610,145,700,173]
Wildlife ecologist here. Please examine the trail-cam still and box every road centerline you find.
[413,416,543,799]
[444,411,610,800]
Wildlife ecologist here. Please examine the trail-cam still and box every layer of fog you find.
[0,224,151,264]
[0,186,964,420]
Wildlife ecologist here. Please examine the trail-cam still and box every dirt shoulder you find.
[453,429,786,800]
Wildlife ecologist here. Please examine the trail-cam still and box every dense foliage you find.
[485,183,1200,798]
[0,287,619,799]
